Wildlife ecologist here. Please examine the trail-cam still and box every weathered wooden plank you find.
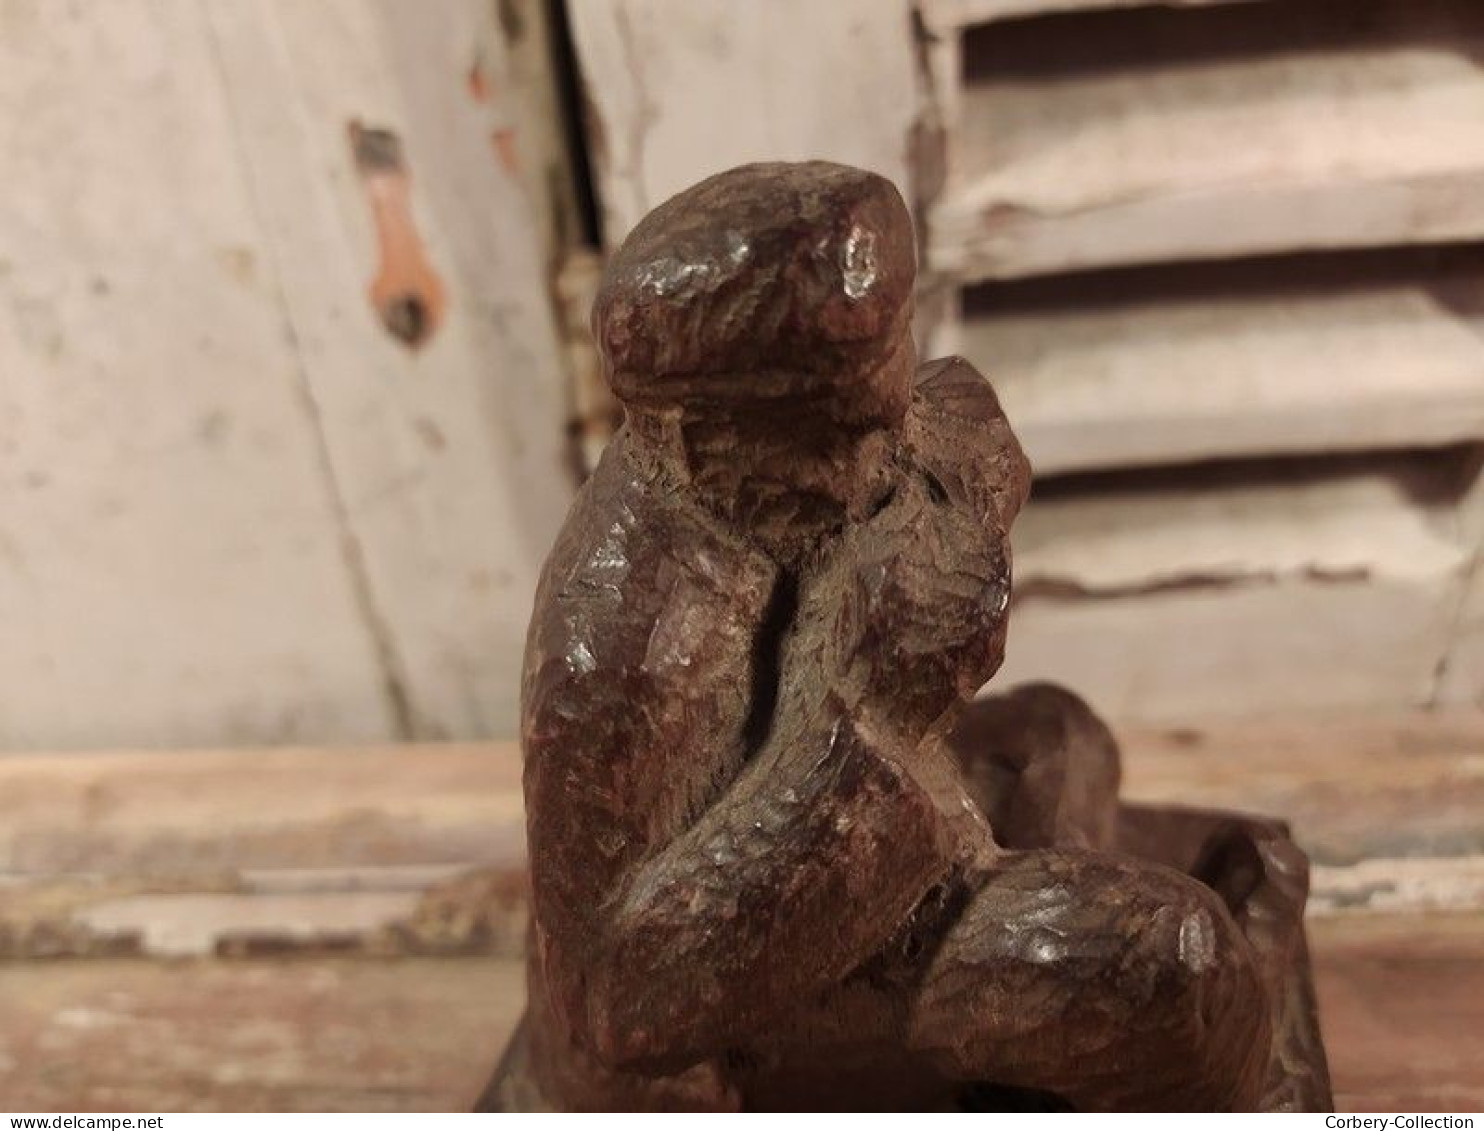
[568,0,920,247]
[1119,714,1484,867]
[931,0,1484,280]
[204,0,574,740]
[4,709,1483,958]
[0,0,394,750]
[1430,452,1484,711]
[0,744,521,876]
[965,250,1484,475]
[1308,857,1484,918]
[1000,458,1472,720]
[486,0,594,277]
[1,1,578,749]
[4,717,1479,878]
[1309,912,1484,1113]
[1,912,1480,1112]
[921,0,1263,31]
[0,956,525,1112]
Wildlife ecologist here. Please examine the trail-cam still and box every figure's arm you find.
[574,452,1035,1072]
[583,709,962,1073]
[571,388,1040,1071]
[525,445,969,1072]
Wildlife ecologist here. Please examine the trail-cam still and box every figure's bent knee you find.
[1133,869,1264,1028]
[1093,865,1271,1108]
[909,853,1269,1107]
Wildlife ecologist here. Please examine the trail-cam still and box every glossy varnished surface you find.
[505,162,1322,1110]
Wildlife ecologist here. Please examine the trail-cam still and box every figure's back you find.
[518,431,779,1104]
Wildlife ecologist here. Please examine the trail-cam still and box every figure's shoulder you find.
[521,431,778,769]
[544,430,773,599]
[525,431,778,700]
[541,431,657,574]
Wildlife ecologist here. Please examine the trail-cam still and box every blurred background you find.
[3,0,1483,1113]
[10,0,1484,751]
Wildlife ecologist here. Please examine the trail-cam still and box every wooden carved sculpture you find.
[481,162,1332,1112]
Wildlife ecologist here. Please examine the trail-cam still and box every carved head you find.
[593,162,917,430]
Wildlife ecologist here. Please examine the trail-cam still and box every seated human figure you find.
[490,162,1313,1112]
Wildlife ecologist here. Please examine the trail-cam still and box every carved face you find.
[593,162,917,430]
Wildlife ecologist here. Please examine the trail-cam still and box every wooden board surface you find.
[963,249,1484,476]
[930,0,1484,281]
[568,0,919,248]
[921,0,1263,29]
[0,0,573,750]
[1002,458,1473,720]
[4,712,1483,875]
[0,957,524,1112]
[0,0,391,749]
[0,913,1478,1112]
[1,714,1480,1110]
[1308,913,1484,1113]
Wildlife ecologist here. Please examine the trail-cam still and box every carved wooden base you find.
[1117,802,1334,1113]
[477,798,1333,1113]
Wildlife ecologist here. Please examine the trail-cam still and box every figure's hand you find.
[825,475,1012,737]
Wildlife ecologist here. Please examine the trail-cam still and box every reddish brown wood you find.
[487,162,1330,1112]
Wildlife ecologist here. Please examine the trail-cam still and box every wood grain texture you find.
[0,713,1478,1110]
[0,1,573,750]
[961,250,1484,476]
[1310,912,1484,1113]
[568,0,919,247]
[930,0,1484,281]
[0,913,1477,1112]
[1119,714,1484,867]
[204,0,574,740]
[0,957,525,1112]
[0,744,520,877]
[920,0,1263,30]
[1002,456,1473,721]
[0,0,392,750]
[3,711,1481,936]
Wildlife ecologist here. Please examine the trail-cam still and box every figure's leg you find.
[907,850,1271,1112]
[948,683,1121,851]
